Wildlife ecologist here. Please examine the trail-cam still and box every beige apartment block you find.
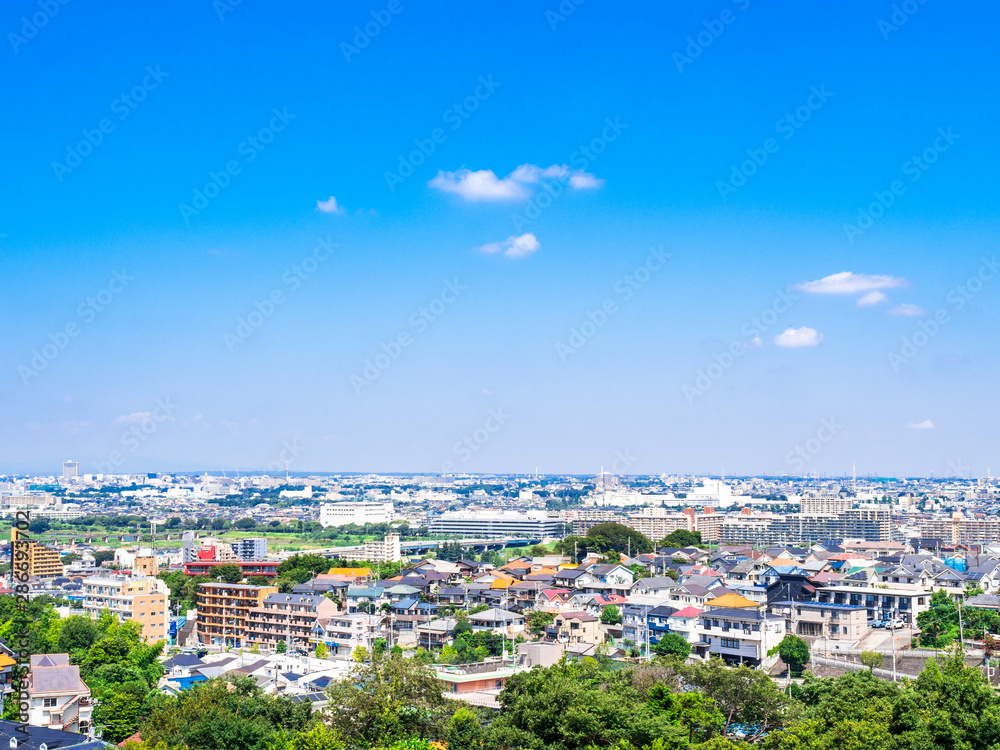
[83,575,170,642]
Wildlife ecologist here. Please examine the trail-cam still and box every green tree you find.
[600,605,622,625]
[234,517,258,529]
[315,641,328,659]
[525,611,554,637]
[652,633,690,661]
[95,690,144,744]
[215,563,243,584]
[322,651,449,748]
[276,640,288,654]
[859,651,882,672]
[646,683,723,745]
[585,523,653,557]
[352,646,368,663]
[660,529,702,548]
[56,615,99,653]
[776,634,810,677]
[681,658,797,741]
[447,706,483,750]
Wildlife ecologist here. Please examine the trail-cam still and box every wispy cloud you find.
[908,419,935,430]
[430,163,602,202]
[476,232,540,259]
[857,290,887,307]
[316,196,345,214]
[889,303,926,317]
[774,327,823,348]
[795,271,907,296]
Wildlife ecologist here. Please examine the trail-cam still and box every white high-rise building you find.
[63,461,79,479]
[319,501,394,527]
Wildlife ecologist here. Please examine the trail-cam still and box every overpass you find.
[310,537,543,558]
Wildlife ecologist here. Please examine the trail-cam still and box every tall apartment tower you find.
[63,461,79,479]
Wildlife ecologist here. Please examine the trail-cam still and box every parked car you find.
[870,619,884,628]
[887,619,905,630]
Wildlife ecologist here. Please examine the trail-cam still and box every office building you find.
[62,461,79,479]
[195,582,279,648]
[428,510,565,539]
[82,575,170,643]
[320,501,394,528]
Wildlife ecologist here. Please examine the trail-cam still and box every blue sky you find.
[3,0,998,477]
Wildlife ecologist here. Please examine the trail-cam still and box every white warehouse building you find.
[320,501,394,527]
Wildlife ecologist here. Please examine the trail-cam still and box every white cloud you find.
[742,336,764,351]
[316,196,345,214]
[907,419,935,430]
[429,163,602,202]
[476,233,540,259]
[114,412,153,424]
[889,303,926,317]
[795,271,907,296]
[774,327,823,348]
[856,291,887,307]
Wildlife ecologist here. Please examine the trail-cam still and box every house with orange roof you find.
[703,592,758,610]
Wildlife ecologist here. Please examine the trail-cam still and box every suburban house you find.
[25,654,92,735]
[549,611,603,644]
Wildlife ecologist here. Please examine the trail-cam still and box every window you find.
[720,637,740,649]
[43,698,57,708]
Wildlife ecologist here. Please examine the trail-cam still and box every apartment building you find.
[428,510,565,539]
[196,582,279,648]
[697,607,785,667]
[25,654,92,735]
[813,567,932,625]
[917,513,1000,544]
[231,538,268,560]
[771,601,868,641]
[11,530,62,578]
[313,612,384,655]
[83,575,170,643]
[337,533,402,563]
[320,501,394,527]
[719,508,891,545]
[245,593,337,652]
